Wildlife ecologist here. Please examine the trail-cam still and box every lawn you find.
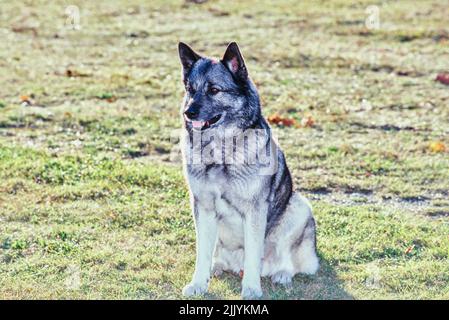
[0,0,448,299]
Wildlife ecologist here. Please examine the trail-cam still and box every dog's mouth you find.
[187,114,222,131]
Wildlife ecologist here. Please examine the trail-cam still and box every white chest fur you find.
[187,166,262,248]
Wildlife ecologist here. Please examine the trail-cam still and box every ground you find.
[0,0,448,299]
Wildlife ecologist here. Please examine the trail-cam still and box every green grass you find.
[0,0,448,299]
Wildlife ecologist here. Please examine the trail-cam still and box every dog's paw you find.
[241,285,263,300]
[271,271,293,287]
[212,263,224,277]
[182,282,208,297]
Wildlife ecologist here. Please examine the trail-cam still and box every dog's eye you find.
[209,87,220,95]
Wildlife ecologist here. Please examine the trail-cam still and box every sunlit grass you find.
[0,0,448,299]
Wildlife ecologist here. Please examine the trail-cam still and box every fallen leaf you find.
[267,113,298,127]
[281,118,297,127]
[436,73,449,85]
[267,113,282,125]
[11,26,38,36]
[19,94,34,106]
[106,96,118,103]
[301,115,315,127]
[65,69,90,78]
[429,141,446,153]
[405,245,415,254]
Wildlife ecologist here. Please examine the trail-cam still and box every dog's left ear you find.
[222,42,248,81]
[178,42,202,79]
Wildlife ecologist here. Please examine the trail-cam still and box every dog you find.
[178,42,319,299]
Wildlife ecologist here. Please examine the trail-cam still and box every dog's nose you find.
[184,106,199,120]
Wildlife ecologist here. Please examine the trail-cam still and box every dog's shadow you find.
[206,257,353,300]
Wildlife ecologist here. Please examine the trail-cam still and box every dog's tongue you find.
[192,121,205,128]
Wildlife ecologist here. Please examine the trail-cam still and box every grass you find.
[0,0,448,299]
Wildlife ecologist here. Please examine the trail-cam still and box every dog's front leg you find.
[241,203,267,299]
[183,202,218,297]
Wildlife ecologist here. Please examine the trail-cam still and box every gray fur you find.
[178,42,319,299]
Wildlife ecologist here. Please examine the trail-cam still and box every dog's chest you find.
[187,164,266,249]
[188,164,259,200]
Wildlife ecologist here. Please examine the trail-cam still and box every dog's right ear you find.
[178,42,201,80]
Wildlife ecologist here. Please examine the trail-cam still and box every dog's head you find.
[178,42,260,132]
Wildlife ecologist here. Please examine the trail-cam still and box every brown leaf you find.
[429,141,446,153]
[106,96,118,103]
[280,118,296,127]
[65,69,90,78]
[267,113,298,127]
[267,113,282,125]
[301,115,315,128]
[11,26,38,36]
[19,95,34,106]
[405,245,415,254]
[20,95,29,102]
[436,73,449,85]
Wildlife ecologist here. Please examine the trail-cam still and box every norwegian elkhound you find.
[178,42,319,299]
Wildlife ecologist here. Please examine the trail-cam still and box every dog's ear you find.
[222,42,248,81]
[178,42,201,79]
